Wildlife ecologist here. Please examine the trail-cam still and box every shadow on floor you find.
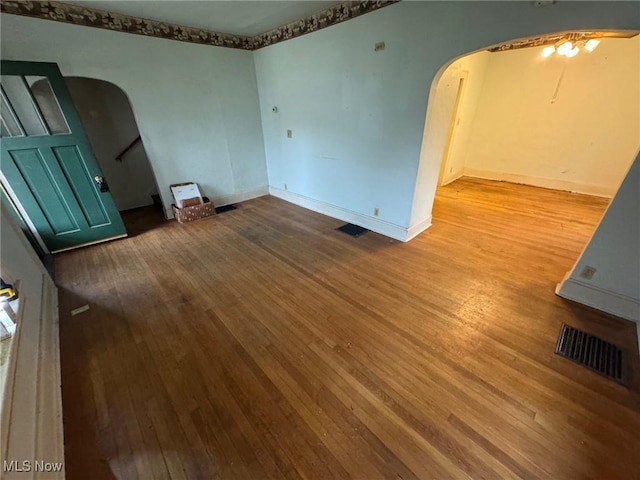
[120,204,167,237]
[41,254,56,281]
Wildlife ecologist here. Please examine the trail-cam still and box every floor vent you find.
[215,204,237,214]
[337,223,368,237]
[555,324,627,385]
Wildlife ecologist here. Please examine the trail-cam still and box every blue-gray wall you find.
[1,16,268,215]
[254,1,640,239]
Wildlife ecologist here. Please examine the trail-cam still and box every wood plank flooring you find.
[56,178,640,480]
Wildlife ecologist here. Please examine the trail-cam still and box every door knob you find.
[94,175,110,192]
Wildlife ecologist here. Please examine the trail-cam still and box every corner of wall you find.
[405,215,433,242]
[556,152,640,337]
[555,276,640,324]
[268,186,428,242]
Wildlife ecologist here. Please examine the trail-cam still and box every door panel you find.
[9,148,80,234]
[0,60,126,252]
[52,146,110,227]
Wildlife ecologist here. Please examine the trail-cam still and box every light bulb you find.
[557,41,573,56]
[585,39,600,52]
[541,46,556,58]
[566,46,580,58]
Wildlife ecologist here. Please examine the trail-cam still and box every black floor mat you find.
[555,323,628,385]
[215,204,237,214]
[337,223,368,237]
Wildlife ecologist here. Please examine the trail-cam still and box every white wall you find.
[430,51,490,186]
[1,205,64,478]
[557,152,640,332]
[454,36,639,197]
[65,77,159,211]
[253,1,640,240]
[1,15,268,215]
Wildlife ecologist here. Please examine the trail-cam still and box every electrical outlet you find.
[373,207,379,217]
[287,129,292,138]
[579,266,597,280]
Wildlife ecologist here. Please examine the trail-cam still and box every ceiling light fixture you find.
[556,40,573,56]
[541,45,556,58]
[565,46,580,57]
[541,36,602,58]
[584,39,601,52]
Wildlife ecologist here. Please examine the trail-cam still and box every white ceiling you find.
[66,1,340,37]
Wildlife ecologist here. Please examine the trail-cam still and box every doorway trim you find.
[0,171,49,254]
[438,71,468,187]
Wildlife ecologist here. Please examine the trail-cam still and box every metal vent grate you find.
[337,223,368,237]
[555,324,627,385]
[215,204,237,214]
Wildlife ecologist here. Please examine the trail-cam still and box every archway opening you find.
[432,33,638,194]
[414,29,639,325]
[32,77,161,214]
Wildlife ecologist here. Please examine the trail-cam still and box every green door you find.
[0,61,126,252]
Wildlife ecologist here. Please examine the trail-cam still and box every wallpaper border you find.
[252,1,397,49]
[488,30,638,52]
[0,0,399,51]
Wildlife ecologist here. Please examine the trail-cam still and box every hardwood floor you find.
[55,178,640,480]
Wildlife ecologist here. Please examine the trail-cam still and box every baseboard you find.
[463,169,614,198]
[441,171,464,186]
[268,187,430,242]
[406,215,433,241]
[212,186,269,207]
[556,277,640,322]
[165,186,269,219]
[556,277,640,355]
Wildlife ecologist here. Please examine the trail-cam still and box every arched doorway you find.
[33,77,161,212]
[412,30,640,323]
[432,33,638,194]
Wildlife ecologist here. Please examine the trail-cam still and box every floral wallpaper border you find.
[487,31,636,53]
[488,33,590,52]
[0,0,398,51]
[252,1,397,49]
